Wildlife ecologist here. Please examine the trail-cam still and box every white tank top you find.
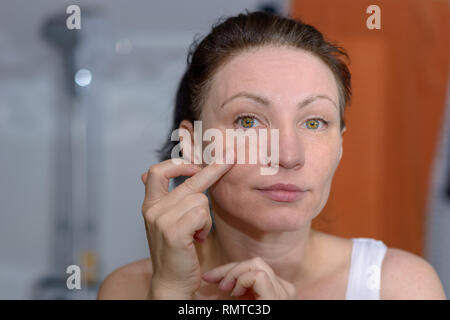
[345,237,388,300]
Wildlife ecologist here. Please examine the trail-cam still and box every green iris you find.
[306,119,319,129]
[241,116,255,128]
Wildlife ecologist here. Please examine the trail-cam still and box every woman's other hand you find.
[202,257,297,299]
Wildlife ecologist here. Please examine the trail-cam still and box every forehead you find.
[206,45,339,108]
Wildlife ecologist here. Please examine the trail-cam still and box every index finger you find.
[143,159,201,206]
[169,151,236,202]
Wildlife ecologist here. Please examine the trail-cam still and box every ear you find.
[179,120,199,165]
[339,126,346,162]
[179,119,195,139]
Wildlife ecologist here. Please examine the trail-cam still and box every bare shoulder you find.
[380,247,447,300]
[97,258,153,300]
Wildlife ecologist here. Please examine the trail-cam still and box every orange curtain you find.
[291,0,449,256]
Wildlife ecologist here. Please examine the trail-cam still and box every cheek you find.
[211,165,248,191]
[307,140,341,179]
[208,165,256,206]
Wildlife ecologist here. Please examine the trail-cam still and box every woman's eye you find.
[305,118,328,130]
[236,116,260,129]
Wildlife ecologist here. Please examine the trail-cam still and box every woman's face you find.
[186,45,343,233]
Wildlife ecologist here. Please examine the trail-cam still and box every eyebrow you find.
[219,91,338,110]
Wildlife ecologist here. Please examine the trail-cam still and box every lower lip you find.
[257,189,307,202]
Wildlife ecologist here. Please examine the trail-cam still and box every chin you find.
[253,206,312,232]
[227,199,313,233]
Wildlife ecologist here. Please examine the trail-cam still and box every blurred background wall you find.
[0,0,448,299]
[292,0,450,297]
[0,0,289,299]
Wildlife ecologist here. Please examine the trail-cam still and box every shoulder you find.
[311,231,354,276]
[380,247,447,299]
[97,258,153,300]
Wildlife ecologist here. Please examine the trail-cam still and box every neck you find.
[204,211,318,287]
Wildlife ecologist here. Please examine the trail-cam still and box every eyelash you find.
[303,117,329,130]
[234,113,329,130]
[234,113,262,128]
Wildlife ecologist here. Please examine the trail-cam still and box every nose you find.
[270,124,305,170]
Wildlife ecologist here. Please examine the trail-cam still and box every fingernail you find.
[218,279,228,290]
[202,273,212,281]
[202,270,212,277]
[202,270,217,280]
[198,230,209,241]
[195,235,205,242]
[195,230,209,242]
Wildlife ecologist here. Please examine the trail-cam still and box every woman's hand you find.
[201,257,297,299]
[140,157,234,299]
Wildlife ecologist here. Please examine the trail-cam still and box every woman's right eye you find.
[235,115,260,129]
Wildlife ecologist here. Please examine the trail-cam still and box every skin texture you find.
[97,45,447,300]
[183,45,344,289]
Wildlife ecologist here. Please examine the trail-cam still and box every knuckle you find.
[197,205,210,218]
[187,206,209,223]
[255,270,267,281]
[154,215,169,230]
[142,200,159,216]
[141,203,148,216]
[181,178,196,192]
[143,208,157,223]
[161,231,172,245]
[252,257,272,275]
[196,193,209,205]
[252,256,265,267]
[148,164,162,177]
[162,226,177,244]
[236,276,245,286]
[185,193,208,206]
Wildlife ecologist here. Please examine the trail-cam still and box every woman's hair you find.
[157,9,352,163]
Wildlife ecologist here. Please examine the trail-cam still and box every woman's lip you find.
[257,183,305,192]
[257,189,307,202]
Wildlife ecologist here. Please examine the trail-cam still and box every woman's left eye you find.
[304,118,328,130]
[236,115,260,129]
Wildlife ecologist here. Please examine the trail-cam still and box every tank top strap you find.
[345,237,388,300]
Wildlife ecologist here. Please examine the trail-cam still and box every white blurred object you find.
[75,69,92,87]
